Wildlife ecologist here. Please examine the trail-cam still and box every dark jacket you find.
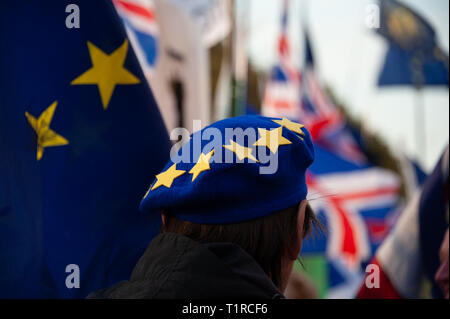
[88,232,284,299]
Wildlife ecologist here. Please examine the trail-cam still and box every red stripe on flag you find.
[278,35,290,57]
[115,0,155,22]
[330,197,358,264]
[366,218,390,243]
[266,100,297,110]
[307,174,358,266]
[337,187,400,202]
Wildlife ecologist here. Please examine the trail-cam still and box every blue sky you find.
[240,0,449,171]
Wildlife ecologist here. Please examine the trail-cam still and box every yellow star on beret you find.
[189,150,215,181]
[223,140,258,162]
[253,127,291,154]
[151,163,186,191]
[272,117,305,139]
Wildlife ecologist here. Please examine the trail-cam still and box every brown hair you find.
[161,203,322,289]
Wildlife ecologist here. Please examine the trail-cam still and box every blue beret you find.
[140,115,315,224]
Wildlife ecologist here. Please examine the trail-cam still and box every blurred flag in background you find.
[113,0,159,77]
[0,0,171,298]
[377,0,449,87]
[357,146,449,298]
[300,30,366,165]
[115,0,232,133]
[300,146,401,298]
[262,0,301,120]
[262,0,366,165]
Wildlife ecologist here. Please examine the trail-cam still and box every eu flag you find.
[0,1,171,298]
[377,0,449,87]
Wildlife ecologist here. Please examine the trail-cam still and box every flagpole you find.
[300,0,309,62]
[230,0,240,117]
[230,0,248,117]
[230,0,241,117]
[301,0,309,27]
[415,87,426,167]
[412,55,426,168]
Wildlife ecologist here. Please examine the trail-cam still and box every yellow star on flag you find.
[189,150,215,181]
[253,127,292,153]
[71,39,140,110]
[272,117,305,139]
[151,163,186,191]
[223,140,258,162]
[25,101,69,161]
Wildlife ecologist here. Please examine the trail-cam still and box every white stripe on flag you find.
[313,168,401,197]
[377,191,423,298]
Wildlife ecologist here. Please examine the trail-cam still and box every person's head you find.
[140,115,316,292]
[160,200,321,292]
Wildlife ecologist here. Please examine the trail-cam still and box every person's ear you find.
[288,200,307,260]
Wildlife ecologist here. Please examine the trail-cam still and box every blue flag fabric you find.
[378,43,449,86]
[0,1,171,298]
[304,29,315,67]
[377,0,449,86]
[378,0,436,52]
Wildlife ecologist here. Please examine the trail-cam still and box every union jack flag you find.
[301,31,367,164]
[262,0,301,120]
[113,0,159,76]
[302,146,401,297]
[307,168,400,269]
[262,1,366,164]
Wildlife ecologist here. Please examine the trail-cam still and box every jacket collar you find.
[90,233,284,299]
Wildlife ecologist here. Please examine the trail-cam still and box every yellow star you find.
[253,127,292,153]
[71,40,140,110]
[223,140,258,162]
[189,150,215,181]
[25,101,69,161]
[272,117,305,139]
[151,163,186,191]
